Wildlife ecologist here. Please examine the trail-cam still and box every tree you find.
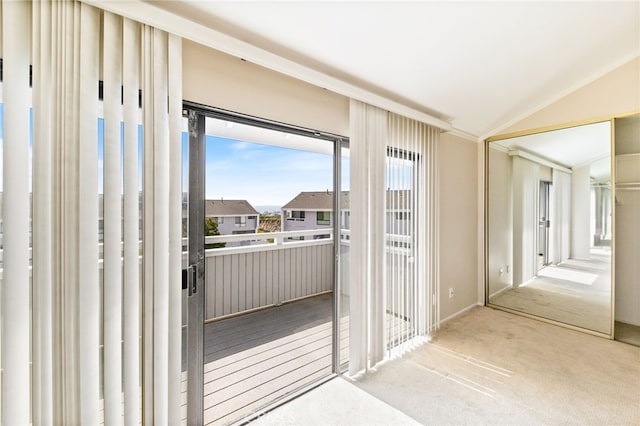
[204,217,226,249]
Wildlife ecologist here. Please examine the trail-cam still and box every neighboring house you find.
[281,191,348,240]
[281,191,412,240]
[205,199,260,245]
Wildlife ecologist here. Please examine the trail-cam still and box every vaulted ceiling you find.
[137,1,640,139]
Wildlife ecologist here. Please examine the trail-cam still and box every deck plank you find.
[180,292,408,425]
[203,326,332,396]
[182,293,335,425]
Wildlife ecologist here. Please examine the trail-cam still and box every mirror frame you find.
[484,111,640,339]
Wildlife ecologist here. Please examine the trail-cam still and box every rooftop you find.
[282,191,412,211]
[205,199,259,217]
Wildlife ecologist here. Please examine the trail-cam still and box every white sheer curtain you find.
[550,169,571,265]
[349,100,387,375]
[0,1,183,424]
[349,100,439,376]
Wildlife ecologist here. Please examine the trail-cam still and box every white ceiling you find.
[493,120,611,180]
[205,117,334,155]
[142,1,639,139]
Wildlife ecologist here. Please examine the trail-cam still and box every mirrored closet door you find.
[486,120,614,336]
[486,112,640,344]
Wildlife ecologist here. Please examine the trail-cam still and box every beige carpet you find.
[353,307,639,425]
[490,252,612,334]
[253,377,420,426]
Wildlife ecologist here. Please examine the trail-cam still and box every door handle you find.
[186,264,197,296]
[186,259,204,296]
[182,268,188,290]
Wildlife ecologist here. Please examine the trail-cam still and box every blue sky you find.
[203,135,336,208]
[0,105,343,209]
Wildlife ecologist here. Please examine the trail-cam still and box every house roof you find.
[282,191,348,211]
[205,199,258,216]
[282,191,411,211]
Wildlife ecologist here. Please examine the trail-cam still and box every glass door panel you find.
[189,110,339,425]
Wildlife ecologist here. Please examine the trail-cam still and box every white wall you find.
[439,133,479,321]
[487,147,513,296]
[281,210,332,238]
[183,40,349,136]
[614,115,640,326]
[215,215,258,236]
[502,57,640,135]
[571,164,591,259]
[615,115,640,154]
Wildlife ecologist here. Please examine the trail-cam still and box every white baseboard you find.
[439,302,480,325]
[615,316,640,327]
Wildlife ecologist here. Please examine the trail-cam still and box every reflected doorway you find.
[538,180,551,270]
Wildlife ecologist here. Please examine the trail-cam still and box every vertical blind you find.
[550,170,571,265]
[511,156,540,287]
[0,1,183,424]
[349,100,387,375]
[387,112,440,357]
[1,1,31,424]
[349,100,439,376]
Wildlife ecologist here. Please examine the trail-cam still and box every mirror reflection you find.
[487,121,612,335]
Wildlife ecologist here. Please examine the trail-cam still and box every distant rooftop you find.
[205,199,259,216]
[282,190,411,210]
[282,191,348,211]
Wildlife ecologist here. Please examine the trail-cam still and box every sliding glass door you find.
[183,103,346,425]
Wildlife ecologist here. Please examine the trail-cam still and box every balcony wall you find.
[201,229,335,322]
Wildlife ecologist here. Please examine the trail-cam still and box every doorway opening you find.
[182,102,346,425]
[538,180,551,271]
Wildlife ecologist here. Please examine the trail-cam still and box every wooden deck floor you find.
[179,292,417,425]
[181,293,348,425]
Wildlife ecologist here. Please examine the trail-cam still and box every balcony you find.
[198,229,338,322]
[180,292,349,425]
[180,229,346,425]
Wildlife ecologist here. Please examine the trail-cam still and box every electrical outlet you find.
[448,288,454,299]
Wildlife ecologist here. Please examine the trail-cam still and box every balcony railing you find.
[0,229,412,324]
[201,229,336,322]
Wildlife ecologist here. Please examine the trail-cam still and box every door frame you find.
[186,109,206,425]
[183,100,348,424]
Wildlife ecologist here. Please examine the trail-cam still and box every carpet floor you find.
[490,251,612,334]
[258,306,639,425]
[354,306,639,425]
